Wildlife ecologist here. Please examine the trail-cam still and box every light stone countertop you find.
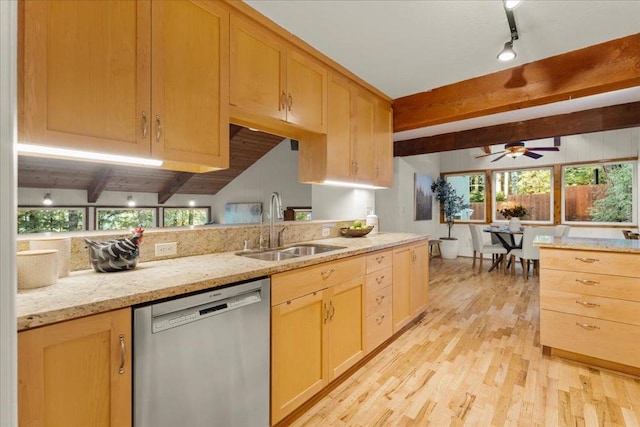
[534,235,640,253]
[17,233,427,331]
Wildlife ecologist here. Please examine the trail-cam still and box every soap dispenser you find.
[365,207,378,235]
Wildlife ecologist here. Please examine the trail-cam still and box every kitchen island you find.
[536,235,640,375]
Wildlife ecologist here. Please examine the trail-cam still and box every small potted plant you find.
[498,203,528,232]
[431,177,470,259]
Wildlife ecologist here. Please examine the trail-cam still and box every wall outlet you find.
[155,242,177,257]
[322,227,331,238]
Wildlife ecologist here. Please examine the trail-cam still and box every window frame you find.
[561,160,637,226]
[17,206,87,234]
[491,166,555,225]
[162,206,211,227]
[442,171,488,223]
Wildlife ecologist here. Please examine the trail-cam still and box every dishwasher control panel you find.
[152,290,262,333]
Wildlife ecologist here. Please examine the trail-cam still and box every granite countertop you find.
[534,235,640,254]
[17,233,426,331]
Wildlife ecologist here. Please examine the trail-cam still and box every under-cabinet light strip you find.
[17,143,163,167]
[322,180,385,190]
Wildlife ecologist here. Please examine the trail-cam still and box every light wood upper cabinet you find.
[20,0,229,173]
[298,72,393,187]
[230,14,327,134]
[18,308,131,427]
[20,0,150,158]
[393,241,429,333]
[151,0,229,172]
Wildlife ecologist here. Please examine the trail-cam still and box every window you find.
[17,208,86,234]
[96,208,156,231]
[493,168,553,222]
[444,172,486,222]
[562,161,636,225]
[164,208,209,227]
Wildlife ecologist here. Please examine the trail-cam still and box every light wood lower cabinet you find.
[392,242,429,333]
[271,257,365,424]
[364,250,393,352]
[540,247,640,370]
[18,308,132,427]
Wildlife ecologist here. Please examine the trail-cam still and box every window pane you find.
[97,209,156,231]
[494,168,552,222]
[445,173,485,221]
[17,208,85,234]
[164,208,209,227]
[563,163,634,224]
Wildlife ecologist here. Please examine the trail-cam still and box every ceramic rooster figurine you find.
[85,227,144,273]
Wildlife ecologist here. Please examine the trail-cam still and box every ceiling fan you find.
[476,139,560,162]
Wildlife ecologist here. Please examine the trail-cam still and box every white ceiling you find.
[246,0,640,139]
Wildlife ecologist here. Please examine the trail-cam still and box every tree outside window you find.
[18,208,85,234]
[494,168,552,222]
[164,208,209,227]
[97,209,156,231]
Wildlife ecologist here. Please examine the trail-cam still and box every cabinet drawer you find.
[540,269,640,302]
[366,250,392,273]
[364,284,392,316]
[365,266,392,294]
[540,310,640,368]
[272,256,365,306]
[541,289,640,326]
[365,307,392,352]
[541,249,639,277]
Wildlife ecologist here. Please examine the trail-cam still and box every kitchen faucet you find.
[269,192,283,248]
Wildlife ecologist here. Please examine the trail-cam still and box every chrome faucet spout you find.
[269,192,283,248]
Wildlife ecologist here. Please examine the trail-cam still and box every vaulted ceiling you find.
[18,125,286,202]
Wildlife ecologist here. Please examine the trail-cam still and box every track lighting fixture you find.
[42,193,53,206]
[127,195,136,207]
[497,0,521,62]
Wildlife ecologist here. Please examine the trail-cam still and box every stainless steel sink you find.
[279,244,346,256]
[236,243,345,261]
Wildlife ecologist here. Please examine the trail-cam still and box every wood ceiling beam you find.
[157,172,194,204]
[394,101,640,156]
[87,167,114,203]
[393,33,640,133]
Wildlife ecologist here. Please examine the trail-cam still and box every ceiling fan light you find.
[497,41,517,62]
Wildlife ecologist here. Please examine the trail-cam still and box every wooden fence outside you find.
[466,185,608,222]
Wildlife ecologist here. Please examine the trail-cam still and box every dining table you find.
[483,226,523,272]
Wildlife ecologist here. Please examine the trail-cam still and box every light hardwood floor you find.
[291,257,640,426]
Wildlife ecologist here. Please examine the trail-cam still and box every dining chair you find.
[623,230,640,240]
[555,225,570,237]
[509,226,556,279]
[469,224,508,273]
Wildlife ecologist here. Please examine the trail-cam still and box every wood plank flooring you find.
[290,257,640,426]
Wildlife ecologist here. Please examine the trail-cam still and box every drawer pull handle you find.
[320,268,335,278]
[376,295,385,304]
[575,279,599,286]
[376,255,384,264]
[376,275,385,284]
[281,91,287,110]
[155,115,162,143]
[575,257,598,263]
[376,315,385,325]
[118,334,126,374]
[576,322,600,331]
[329,301,335,320]
[576,300,600,308]
[323,302,329,324]
[141,112,148,138]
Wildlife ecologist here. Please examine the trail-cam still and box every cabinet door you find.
[152,0,229,171]
[21,0,150,157]
[18,308,131,427]
[271,291,328,424]
[374,100,393,187]
[392,245,412,332]
[328,277,365,380]
[286,48,328,133]
[229,13,286,121]
[324,73,354,181]
[352,89,376,183]
[410,242,429,316]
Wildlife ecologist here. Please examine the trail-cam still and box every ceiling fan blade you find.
[475,150,506,159]
[523,151,543,159]
[491,153,508,162]
[527,147,560,152]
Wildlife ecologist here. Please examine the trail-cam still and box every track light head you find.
[127,195,136,207]
[42,193,53,206]
[497,40,517,62]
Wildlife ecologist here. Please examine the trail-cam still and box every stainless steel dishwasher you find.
[133,277,270,427]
